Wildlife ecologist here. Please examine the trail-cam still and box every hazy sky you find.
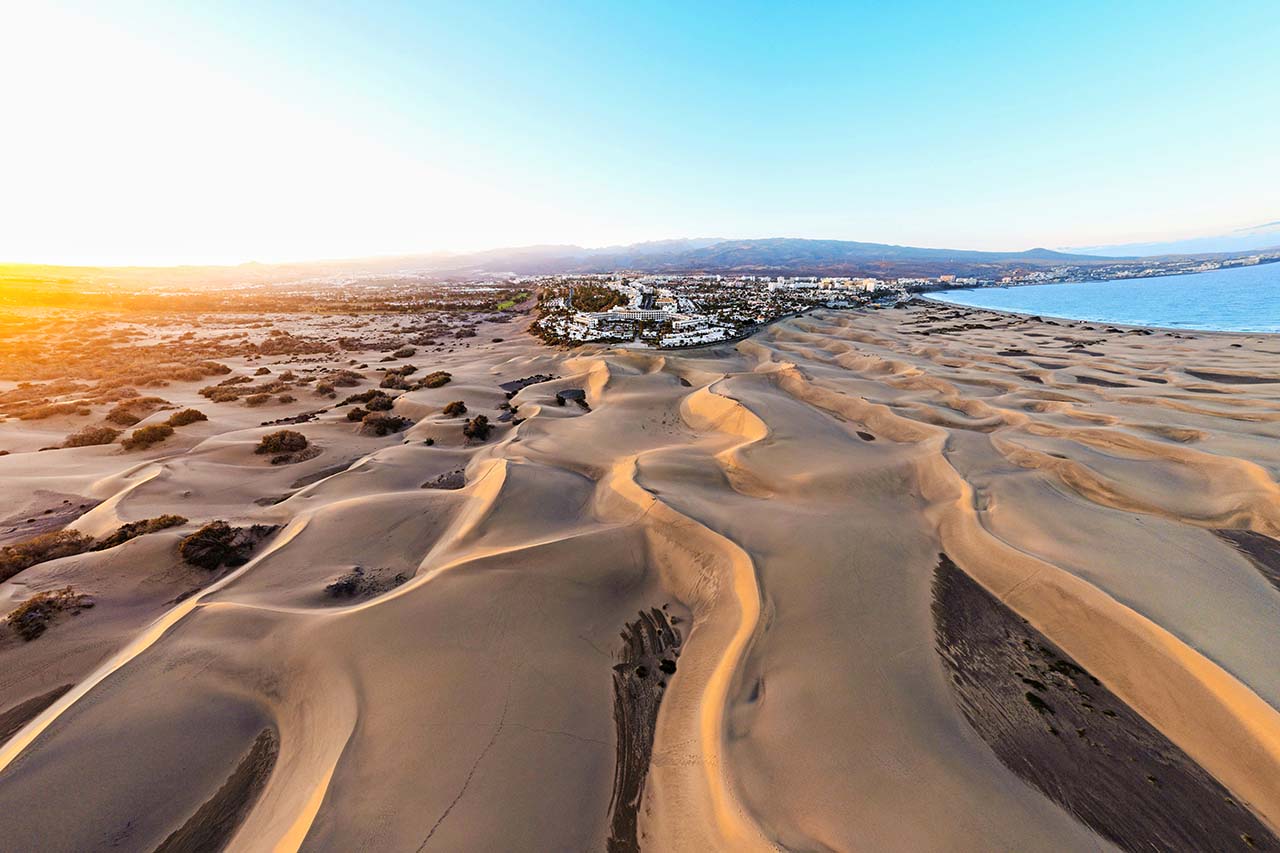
[4,1,1279,266]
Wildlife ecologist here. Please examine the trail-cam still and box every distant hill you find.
[1068,220,1280,257]
[422,237,1110,277]
[3,236,1199,289]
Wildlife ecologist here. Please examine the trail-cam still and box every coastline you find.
[919,294,1280,339]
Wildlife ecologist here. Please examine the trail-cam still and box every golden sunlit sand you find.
[2,300,1280,850]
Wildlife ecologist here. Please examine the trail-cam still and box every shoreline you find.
[919,294,1280,339]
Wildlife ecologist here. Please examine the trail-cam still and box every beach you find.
[2,301,1280,851]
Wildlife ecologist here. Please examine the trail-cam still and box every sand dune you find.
[2,303,1280,850]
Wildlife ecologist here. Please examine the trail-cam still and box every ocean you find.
[932,262,1280,334]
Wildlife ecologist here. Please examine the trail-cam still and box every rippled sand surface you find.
[2,302,1280,851]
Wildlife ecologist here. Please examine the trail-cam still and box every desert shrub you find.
[319,369,362,387]
[179,521,278,570]
[255,430,308,454]
[463,415,492,441]
[92,515,187,550]
[17,402,91,420]
[105,405,142,426]
[0,530,96,583]
[420,371,452,389]
[254,367,271,376]
[201,386,243,403]
[314,382,336,397]
[105,396,168,426]
[121,423,174,450]
[63,425,121,448]
[379,365,418,389]
[166,408,208,427]
[360,413,412,436]
[442,400,467,417]
[392,346,416,358]
[279,370,296,382]
[278,394,296,404]
[340,389,385,406]
[346,406,369,422]
[245,393,272,407]
[6,587,93,641]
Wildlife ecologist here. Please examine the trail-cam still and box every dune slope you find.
[2,303,1280,851]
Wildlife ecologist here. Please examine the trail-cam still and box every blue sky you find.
[4,1,1278,264]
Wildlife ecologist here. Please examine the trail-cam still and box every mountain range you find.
[1068,220,1280,257]
[406,238,1105,278]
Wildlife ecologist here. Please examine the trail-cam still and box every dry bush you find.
[254,367,271,376]
[255,430,308,455]
[179,521,278,570]
[346,406,369,422]
[463,414,492,441]
[105,395,168,426]
[442,400,467,417]
[166,408,208,427]
[92,515,188,550]
[339,389,394,410]
[419,371,452,389]
[360,413,412,436]
[121,423,174,450]
[105,405,142,426]
[0,530,96,583]
[379,365,418,389]
[278,394,296,404]
[16,401,91,420]
[6,586,93,641]
[318,369,362,387]
[62,425,121,448]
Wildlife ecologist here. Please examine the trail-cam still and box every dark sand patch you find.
[607,608,682,853]
[324,566,409,600]
[0,684,72,746]
[1075,374,1134,388]
[1187,370,1280,385]
[259,409,326,426]
[1215,530,1280,592]
[499,374,556,395]
[153,728,278,853]
[0,491,101,547]
[932,554,1276,852]
[1133,424,1205,443]
[421,469,466,490]
[290,459,357,489]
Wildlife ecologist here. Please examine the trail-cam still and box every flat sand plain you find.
[2,302,1280,851]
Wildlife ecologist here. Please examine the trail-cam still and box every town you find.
[524,248,1280,347]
